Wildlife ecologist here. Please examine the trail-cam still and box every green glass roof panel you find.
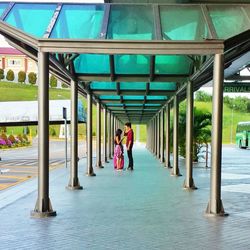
[155,55,191,75]
[50,4,104,39]
[147,96,167,100]
[208,6,250,39]
[160,5,208,41]
[90,82,116,90]
[99,95,120,100]
[5,3,56,37]
[115,55,150,74]
[123,96,144,100]
[107,5,154,40]
[150,82,176,91]
[126,104,144,107]
[145,104,162,107]
[106,104,123,107]
[74,54,110,74]
[0,3,8,17]
[120,82,146,90]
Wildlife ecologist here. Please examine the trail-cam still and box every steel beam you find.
[111,113,114,157]
[38,39,224,55]
[86,93,96,176]
[171,95,181,176]
[184,81,196,190]
[96,101,103,168]
[31,51,56,218]
[67,80,83,190]
[206,54,227,216]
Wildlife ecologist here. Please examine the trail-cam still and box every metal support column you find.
[165,103,171,168]
[96,101,103,168]
[86,93,96,176]
[103,107,108,163]
[184,81,196,190]
[108,111,112,159]
[111,114,114,157]
[206,54,227,216]
[160,109,165,163]
[154,117,157,156]
[157,113,161,159]
[171,95,181,176]
[67,80,82,190]
[31,51,56,218]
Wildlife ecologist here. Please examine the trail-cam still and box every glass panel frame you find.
[4,3,57,37]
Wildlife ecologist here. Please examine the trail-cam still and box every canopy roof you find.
[0,2,250,123]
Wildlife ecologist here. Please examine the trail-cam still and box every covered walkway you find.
[1,145,250,249]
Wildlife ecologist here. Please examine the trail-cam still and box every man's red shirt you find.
[125,129,134,149]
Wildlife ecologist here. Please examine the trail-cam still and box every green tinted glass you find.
[107,5,154,40]
[123,96,144,100]
[0,3,8,17]
[147,96,167,100]
[160,6,208,40]
[155,55,191,74]
[74,54,110,74]
[51,4,104,38]
[115,55,150,74]
[106,104,123,107]
[145,104,162,107]
[100,95,120,100]
[126,104,143,107]
[5,3,56,37]
[208,6,250,39]
[150,82,176,90]
[120,82,146,90]
[90,82,116,90]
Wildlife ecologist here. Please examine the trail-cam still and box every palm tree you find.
[178,106,212,162]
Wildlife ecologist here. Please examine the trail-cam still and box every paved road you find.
[0,139,90,191]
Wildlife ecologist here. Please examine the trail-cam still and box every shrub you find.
[61,83,68,88]
[8,134,16,144]
[0,126,7,133]
[49,127,56,136]
[49,75,58,88]
[28,72,37,85]
[18,70,26,83]
[22,134,28,141]
[6,69,14,81]
[17,134,23,143]
[0,68,4,80]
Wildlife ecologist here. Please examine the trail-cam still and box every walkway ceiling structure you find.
[0,2,250,124]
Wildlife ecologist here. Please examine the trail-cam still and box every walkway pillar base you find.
[96,165,104,169]
[66,177,83,190]
[183,178,197,190]
[86,172,96,177]
[170,168,182,177]
[205,200,228,217]
[31,199,56,218]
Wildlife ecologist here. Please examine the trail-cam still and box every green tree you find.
[6,69,14,81]
[195,90,212,102]
[18,71,26,83]
[28,72,37,85]
[179,106,212,162]
[49,75,58,88]
[61,83,68,88]
[0,68,4,80]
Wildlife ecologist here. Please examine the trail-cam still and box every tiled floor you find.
[0,144,250,250]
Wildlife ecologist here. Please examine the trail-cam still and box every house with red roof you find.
[0,47,37,74]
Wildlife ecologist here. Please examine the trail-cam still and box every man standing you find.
[124,122,134,170]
